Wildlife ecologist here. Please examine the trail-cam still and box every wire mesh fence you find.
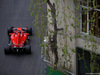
[41,58,74,75]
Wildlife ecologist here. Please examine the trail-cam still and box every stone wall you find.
[47,0,100,75]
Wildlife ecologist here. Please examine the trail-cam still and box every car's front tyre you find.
[7,27,13,35]
[27,27,32,35]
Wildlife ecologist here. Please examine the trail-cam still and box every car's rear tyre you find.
[4,45,11,54]
[25,45,31,54]
[27,27,32,35]
[8,27,14,35]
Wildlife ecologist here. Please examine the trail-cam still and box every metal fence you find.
[41,36,74,75]
[41,58,74,75]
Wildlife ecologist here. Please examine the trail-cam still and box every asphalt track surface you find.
[0,0,41,75]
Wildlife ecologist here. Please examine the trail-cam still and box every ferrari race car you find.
[4,27,32,54]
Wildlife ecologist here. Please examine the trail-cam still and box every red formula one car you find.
[4,27,32,54]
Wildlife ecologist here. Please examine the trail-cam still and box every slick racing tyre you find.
[4,45,11,54]
[8,27,13,35]
[25,45,31,54]
[27,27,32,35]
